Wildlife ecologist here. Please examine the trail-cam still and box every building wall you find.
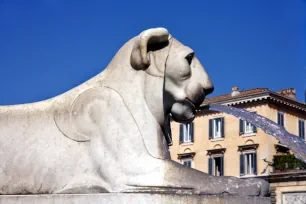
[267,103,306,170]
[169,102,306,177]
[268,103,306,135]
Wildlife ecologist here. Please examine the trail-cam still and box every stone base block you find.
[0,193,271,204]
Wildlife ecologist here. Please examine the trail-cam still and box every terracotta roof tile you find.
[204,88,269,103]
[200,87,306,111]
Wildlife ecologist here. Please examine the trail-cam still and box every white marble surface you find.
[0,193,271,204]
[0,27,268,197]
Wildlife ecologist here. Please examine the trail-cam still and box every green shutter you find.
[239,119,244,135]
[253,152,257,175]
[299,120,305,140]
[252,124,257,133]
[179,124,183,144]
[191,122,194,142]
[240,154,245,176]
[221,118,225,138]
[220,156,224,176]
[209,119,213,139]
[208,158,213,175]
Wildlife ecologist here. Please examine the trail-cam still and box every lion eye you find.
[185,53,194,65]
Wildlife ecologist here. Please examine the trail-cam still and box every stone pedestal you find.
[0,193,271,204]
[282,192,306,204]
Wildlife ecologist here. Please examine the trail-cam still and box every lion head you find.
[130,28,214,124]
[54,28,214,146]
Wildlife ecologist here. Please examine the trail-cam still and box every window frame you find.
[182,158,193,168]
[209,117,224,139]
[244,152,255,175]
[239,111,257,136]
[183,123,192,142]
[179,122,194,144]
[213,118,222,138]
[210,155,224,176]
[240,151,257,176]
[244,121,255,134]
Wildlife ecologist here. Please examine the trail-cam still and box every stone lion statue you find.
[0,28,268,196]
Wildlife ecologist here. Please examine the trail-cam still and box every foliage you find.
[273,154,306,170]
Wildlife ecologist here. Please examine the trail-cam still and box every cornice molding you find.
[177,152,196,160]
[207,148,226,156]
[199,91,306,114]
[238,144,259,152]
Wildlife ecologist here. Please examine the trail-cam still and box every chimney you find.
[277,88,296,100]
[231,86,240,97]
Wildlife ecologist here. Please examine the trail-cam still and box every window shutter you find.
[253,152,257,175]
[221,118,225,138]
[252,124,257,133]
[240,154,245,176]
[278,112,285,127]
[239,119,244,135]
[208,158,213,175]
[191,122,194,142]
[299,120,305,140]
[166,115,172,145]
[209,119,213,139]
[302,121,305,140]
[179,124,183,144]
[299,120,302,138]
[220,156,224,176]
[252,112,257,133]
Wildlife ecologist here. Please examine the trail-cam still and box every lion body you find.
[0,28,268,197]
[0,37,168,194]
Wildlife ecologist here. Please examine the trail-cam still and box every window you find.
[183,158,193,168]
[179,122,194,143]
[178,152,195,168]
[299,119,305,140]
[209,118,224,139]
[277,112,284,127]
[240,152,257,176]
[208,156,224,176]
[239,119,257,135]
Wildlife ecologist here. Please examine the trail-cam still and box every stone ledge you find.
[0,193,271,204]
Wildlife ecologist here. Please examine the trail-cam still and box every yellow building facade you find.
[170,87,306,203]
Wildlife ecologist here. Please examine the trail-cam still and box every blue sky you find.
[0,0,305,105]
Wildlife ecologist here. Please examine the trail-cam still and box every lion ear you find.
[130,27,169,70]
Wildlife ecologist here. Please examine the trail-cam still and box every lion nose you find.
[204,82,214,96]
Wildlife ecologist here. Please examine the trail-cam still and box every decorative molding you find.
[242,133,257,138]
[180,142,194,146]
[269,95,306,112]
[222,95,269,106]
[177,152,196,160]
[210,138,225,142]
[207,148,226,156]
[282,192,306,204]
[265,171,306,183]
[198,91,306,114]
[238,144,259,152]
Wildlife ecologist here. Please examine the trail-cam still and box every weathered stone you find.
[0,193,271,204]
[283,192,306,204]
